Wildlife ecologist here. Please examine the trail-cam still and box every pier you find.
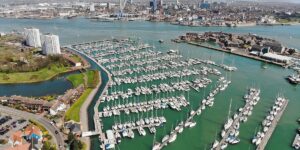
[215,88,261,150]
[256,99,289,150]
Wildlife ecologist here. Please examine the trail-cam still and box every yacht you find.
[220,143,228,149]
[212,140,219,149]
[168,133,177,143]
[189,121,197,128]
[152,142,161,150]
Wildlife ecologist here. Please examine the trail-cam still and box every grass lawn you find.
[65,88,92,122]
[86,70,99,88]
[0,64,69,84]
[70,54,82,63]
[67,73,85,87]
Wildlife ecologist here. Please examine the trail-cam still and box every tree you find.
[42,141,56,150]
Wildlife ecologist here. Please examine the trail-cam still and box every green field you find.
[0,64,69,84]
[67,70,99,88]
[65,88,92,122]
[67,73,85,87]
[86,70,99,88]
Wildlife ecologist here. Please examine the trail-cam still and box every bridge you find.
[82,131,101,137]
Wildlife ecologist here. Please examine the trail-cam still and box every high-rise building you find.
[90,4,95,12]
[199,1,211,9]
[24,27,41,48]
[159,0,163,6]
[150,0,158,12]
[41,34,61,55]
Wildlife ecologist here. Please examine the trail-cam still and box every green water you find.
[0,18,299,150]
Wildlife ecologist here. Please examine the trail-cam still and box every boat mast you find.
[228,99,232,120]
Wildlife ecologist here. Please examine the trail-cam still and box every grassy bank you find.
[0,64,70,84]
[65,70,100,122]
[65,88,93,122]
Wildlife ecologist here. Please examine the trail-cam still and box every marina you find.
[213,88,261,150]
[154,77,231,150]
[70,38,235,150]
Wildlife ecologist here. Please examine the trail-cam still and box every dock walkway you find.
[216,101,253,150]
[256,100,289,150]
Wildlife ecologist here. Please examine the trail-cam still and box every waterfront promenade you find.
[186,41,287,68]
[80,71,102,150]
[67,45,112,150]
[94,65,112,150]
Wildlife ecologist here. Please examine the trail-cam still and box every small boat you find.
[168,133,177,143]
[162,135,169,143]
[220,143,228,149]
[152,142,161,150]
[159,40,164,43]
[231,138,240,144]
[189,121,197,128]
[212,140,219,149]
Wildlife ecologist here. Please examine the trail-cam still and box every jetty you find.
[214,88,261,150]
[254,97,289,150]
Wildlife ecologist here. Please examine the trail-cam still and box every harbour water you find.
[0,18,300,150]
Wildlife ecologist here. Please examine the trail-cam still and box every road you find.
[0,105,65,149]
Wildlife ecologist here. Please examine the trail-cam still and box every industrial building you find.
[24,27,41,48]
[41,34,61,55]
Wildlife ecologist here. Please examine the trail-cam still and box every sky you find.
[1,0,300,4]
[262,0,300,3]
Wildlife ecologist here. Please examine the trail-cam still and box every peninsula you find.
[0,32,88,84]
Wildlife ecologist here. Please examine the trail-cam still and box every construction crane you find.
[119,0,128,17]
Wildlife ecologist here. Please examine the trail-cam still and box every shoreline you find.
[185,41,287,68]
[0,68,78,85]
[0,50,90,85]
[66,45,112,150]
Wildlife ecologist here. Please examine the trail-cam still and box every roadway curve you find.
[0,105,64,149]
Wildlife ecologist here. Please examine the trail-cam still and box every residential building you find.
[24,125,43,150]
[41,34,61,55]
[8,131,23,147]
[49,101,66,116]
[24,28,41,48]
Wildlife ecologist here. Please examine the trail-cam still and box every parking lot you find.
[0,112,28,148]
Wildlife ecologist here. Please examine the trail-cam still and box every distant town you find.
[0,0,300,26]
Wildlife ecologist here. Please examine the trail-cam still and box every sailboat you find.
[212,131,219,149]
[224,99,233,130]
[152,132,161,150]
